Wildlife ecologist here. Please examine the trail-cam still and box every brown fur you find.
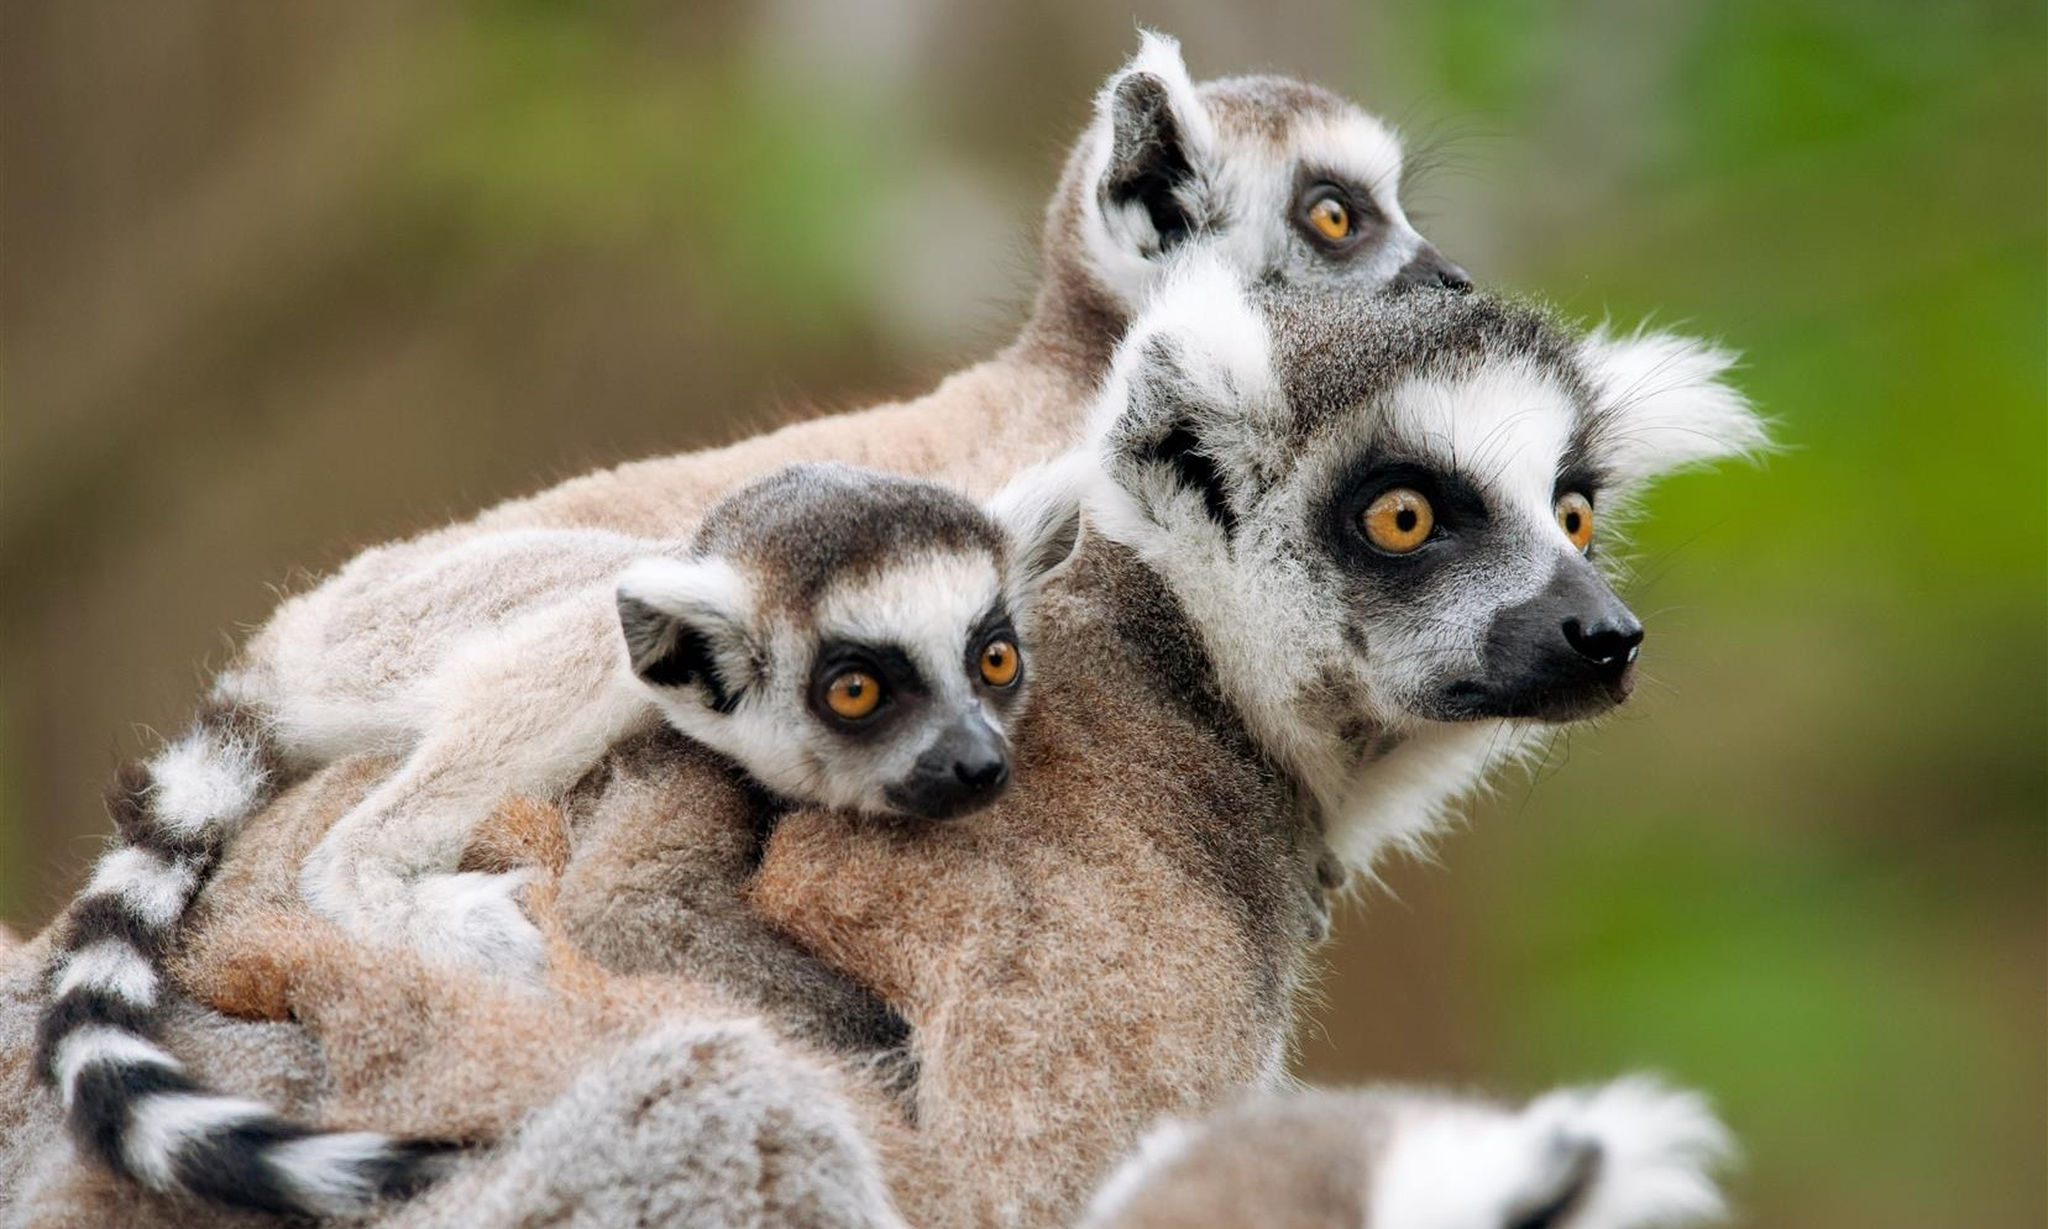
[18,536,1321,1227]
[747,538,1322,1225]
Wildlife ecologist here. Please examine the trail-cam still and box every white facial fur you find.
[1083,253,1764,869]
[1074,32,1449,314]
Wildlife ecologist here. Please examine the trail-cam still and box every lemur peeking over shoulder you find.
[33,461,1080,1218]
[464,30,1466,540]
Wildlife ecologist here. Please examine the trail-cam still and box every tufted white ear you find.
[614,558,759,713]
[1079,31,1218,303]
[1577,326,1769,491]
[987,460,1086,594]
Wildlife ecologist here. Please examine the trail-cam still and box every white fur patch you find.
[54,938,159,1008]
[268,1130,405,1216]
[1579,326,1766,489]
[615,556,752,628]
[148,730,268,839]
[985,459,1087,593]
[1382,359,1581,529]
[82,846,198,928]
[400,870,548,981]
[815,551,1005,669]
[1075,1117,1199,1228]
[121,1092,269,1189]
[1371,1078,1732,1229]
[1525,1076,1735,1228]
[53,1026,179,1109]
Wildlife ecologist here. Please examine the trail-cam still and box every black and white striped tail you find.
[34,704,456,1217]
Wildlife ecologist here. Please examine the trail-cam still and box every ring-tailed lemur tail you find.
[33,702,460,1218]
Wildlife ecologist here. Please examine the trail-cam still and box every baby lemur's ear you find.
[1091,31,1216,261]
[1576,326,1770,494]
[987,461,1086,593]
[615,558,759,714]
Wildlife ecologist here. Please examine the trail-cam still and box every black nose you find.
[954,755,1008,790]
[1562,614,1644,678]
[1392,245,1473,293]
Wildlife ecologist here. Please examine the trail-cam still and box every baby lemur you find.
[34,462,1078,1217]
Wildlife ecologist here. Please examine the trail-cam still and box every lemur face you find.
[616,465,1080,820]
[1073,33,1466,316]
[1090,258,1764,797]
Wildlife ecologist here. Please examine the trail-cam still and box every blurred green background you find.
[2,2,2041,1224]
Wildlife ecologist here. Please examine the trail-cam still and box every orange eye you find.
[1555,491,1594,552]
[978,639,1020,688]
[824,670,883,720]
[1361,488,1434,554]
[1306,195,1352,241]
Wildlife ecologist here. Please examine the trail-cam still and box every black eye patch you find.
[806,641,929,732]
[1319,456,1489,579]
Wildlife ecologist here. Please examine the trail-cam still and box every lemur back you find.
[33,462,1077,1219]
[466,31,1460,540]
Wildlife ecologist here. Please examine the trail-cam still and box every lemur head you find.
[1037,31,1464,345]
[1086,256,1766,858]
[614,464,1081,821]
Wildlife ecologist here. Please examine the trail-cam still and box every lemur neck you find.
[1007,246,1133,387]
[1083,503,1520,877]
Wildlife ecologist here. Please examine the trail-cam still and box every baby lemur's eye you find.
[1555,491,1595,552]
[1305,192,1352,242]
[978,639,1020,688]
[1361,487,1434,554]
[823,670,884,721]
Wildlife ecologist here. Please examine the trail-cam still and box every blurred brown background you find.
[3,3,2042,1225]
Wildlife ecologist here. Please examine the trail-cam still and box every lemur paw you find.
[399,870,549,982]
[1376,1075,1733,1229]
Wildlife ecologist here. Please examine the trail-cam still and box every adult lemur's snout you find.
[1391,243,1472,293]
[1449,558,1643,721]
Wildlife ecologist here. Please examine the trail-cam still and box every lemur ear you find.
[615,558,758,714]
[1576,326,1769,492]
[988,461,1086,592]
[1094,31,1215,259]
[1090,251,1280,535]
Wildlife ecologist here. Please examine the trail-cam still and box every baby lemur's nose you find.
[1562,613,1644,678]
[955,754,1009,790]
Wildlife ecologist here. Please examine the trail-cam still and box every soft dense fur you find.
[28,463,1080,1216]
[9,250,1760,1224]
[1078,1079,1732,1229]
[2,778,913,1229]
[23,33,1471,1217]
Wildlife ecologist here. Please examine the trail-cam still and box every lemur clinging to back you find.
[455,30,1466,540]
[33,461,1079,1218]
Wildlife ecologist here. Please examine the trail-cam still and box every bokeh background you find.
[3,2,2041,1224]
